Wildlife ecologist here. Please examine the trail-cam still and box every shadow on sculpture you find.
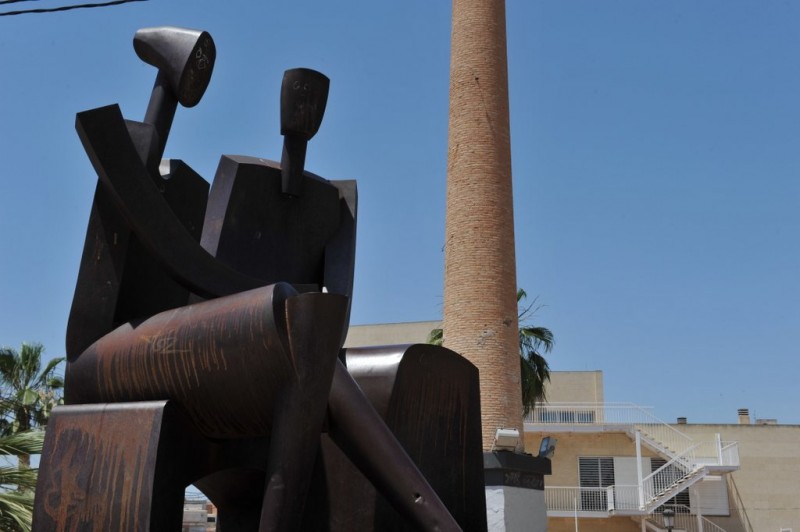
[33,26,486,531]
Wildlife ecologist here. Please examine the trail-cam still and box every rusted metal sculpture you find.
[33,26,485,531]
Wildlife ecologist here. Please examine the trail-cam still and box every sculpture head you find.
[280,68,330,196]
[280,68,329,141]
[133,26,216,160]
[133,26,215,108]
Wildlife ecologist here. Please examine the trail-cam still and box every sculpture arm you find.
[76,104,266,299]
[324,179,357,326]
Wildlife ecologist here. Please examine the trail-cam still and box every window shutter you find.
[578,457,614,512]
[579,457,614,488]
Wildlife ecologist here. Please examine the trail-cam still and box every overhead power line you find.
[0,0,147,16]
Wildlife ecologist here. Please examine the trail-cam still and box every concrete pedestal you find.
[484,452,551,532]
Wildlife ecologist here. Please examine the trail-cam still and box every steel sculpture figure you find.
[33,26,484,532]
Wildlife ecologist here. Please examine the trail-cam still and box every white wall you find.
[486,486,547,531]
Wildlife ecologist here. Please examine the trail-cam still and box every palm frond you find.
[0,467,39,491]
[0,432,40,532]
[426,328,443,347]
[18,344,43,390]
[35,358,65,390]
[0,344,65,433]
[0,431,44,457]
[0,489,34,532]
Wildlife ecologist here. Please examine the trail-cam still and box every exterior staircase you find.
[527,403,740,519]
[630,417,739,512]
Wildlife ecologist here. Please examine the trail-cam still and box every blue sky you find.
[1,1,798,426]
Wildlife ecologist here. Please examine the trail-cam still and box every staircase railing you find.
[641,445,703,506]
[647,505,728,532]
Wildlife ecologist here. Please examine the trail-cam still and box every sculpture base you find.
[484,452,551,532]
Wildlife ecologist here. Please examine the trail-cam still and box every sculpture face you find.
[281,68,330,139]
[133,26,216,108]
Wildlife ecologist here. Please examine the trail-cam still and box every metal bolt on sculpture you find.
[33,26,486,532]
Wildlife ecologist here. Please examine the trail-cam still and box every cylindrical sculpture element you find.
[66,284,347,439]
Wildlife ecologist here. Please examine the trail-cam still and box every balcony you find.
[527,402,667,428]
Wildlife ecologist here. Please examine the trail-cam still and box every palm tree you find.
[428,288,554,416]
[517,289,554,415]
[0,430,44,532]
[0,343,64,467]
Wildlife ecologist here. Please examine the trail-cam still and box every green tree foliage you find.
[427,288,554,416]
[0,430,44,532]
[0,343,64,466]
[0,344,64,531]
[517,289,554,415]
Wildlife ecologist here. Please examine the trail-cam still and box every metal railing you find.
[528,402,740,469]
[527,402,653,425]
[610,484,641,512]
[642,450,699,504]
[649,505,727,532]
[544,486,613,513]
[545,487,730,532]
[527,403,694,452]
[720,441,739,467]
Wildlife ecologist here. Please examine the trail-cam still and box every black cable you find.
[0,0,147,16]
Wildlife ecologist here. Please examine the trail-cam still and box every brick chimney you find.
[444,0,521,450]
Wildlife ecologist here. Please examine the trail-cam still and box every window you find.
[579,457,614,511]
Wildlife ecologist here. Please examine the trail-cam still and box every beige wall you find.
[344,321,439,348]
[543,371,604,404]
[525,431,659,486]
[675,423,800,532]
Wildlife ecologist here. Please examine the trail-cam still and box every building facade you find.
[528,371,800,532]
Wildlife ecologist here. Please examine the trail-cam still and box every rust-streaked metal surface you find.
[41,26,484,531]
[66,283,302,438]
[50,289,350,532]
[308,344,487,532]
[34,402,182,531]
